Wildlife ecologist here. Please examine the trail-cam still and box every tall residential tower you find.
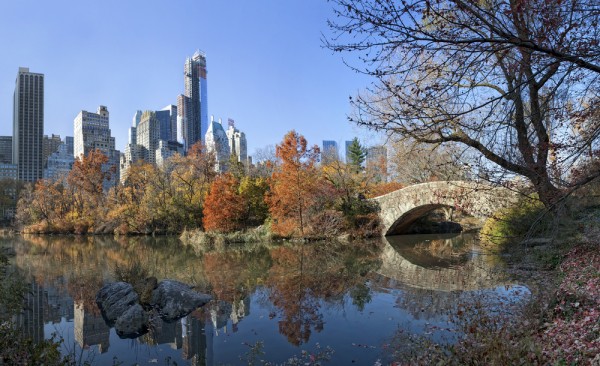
[13,67,44,182]
[177,50,207,152]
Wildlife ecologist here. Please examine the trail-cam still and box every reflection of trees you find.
[10,235,211,313]
[8,235,386,348]
[203,246,272,302]
[265,241,383,345]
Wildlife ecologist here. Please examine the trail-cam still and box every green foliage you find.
[0,323,69,366]
[481,195,551,248]
[346,137,366,172]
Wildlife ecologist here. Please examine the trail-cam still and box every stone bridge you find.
[371,181,517,236]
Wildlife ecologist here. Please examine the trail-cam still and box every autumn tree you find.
[68,149,112,221]
[202,173,246,233]
[170,142,216,227]
[266,131,321,237]
[327,0,600,209]
[239,176,269,227]
[110,162,156,233]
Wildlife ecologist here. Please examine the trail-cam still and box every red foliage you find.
[202,173,246,233]
[266,131,321,237]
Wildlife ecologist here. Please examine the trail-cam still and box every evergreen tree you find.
[347,138,366,172]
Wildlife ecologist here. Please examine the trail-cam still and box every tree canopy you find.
[326,0,600,208]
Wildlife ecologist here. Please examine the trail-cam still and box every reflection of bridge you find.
[375,235,507,292]
[371,181,517,236]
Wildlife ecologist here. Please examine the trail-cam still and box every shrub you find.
[481,195,551,248]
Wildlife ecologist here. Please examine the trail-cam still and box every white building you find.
[205,116,230,173]
[137,111,161,165]
[226,119,248,165]
[73,105,115,159]
[73,105,120,190]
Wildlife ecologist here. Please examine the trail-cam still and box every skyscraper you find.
[13,67,44,182]
[205,116,229,172]
[177,50,207,152]
[226,119,248,165]
[322,140,339,164]
[73,105,115,158]
[73,106,120,189]
[137,111,161,165]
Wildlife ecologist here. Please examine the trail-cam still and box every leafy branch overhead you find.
[327,0,600,208]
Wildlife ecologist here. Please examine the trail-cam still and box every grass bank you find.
[393,201,600,365]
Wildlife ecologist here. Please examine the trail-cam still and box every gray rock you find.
[114,303,148,338]
[150,280,212,321]
[96,282,139,324]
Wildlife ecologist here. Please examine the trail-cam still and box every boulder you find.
[114,303,148,338]
[150,280,212,321]
[135,276,158,306]
[96,282,139,324]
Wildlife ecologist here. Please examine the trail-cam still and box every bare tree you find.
[390,140,469,184]
[326,0,600,208]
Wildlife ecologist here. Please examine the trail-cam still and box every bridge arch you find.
[370,181,516,236]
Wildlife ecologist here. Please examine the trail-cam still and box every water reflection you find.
[379,233,506,291]
[3,233,526,365]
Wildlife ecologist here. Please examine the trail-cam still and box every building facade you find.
[0,136,12,164]
[177,50,207,152]
[43,134,62,168]
[155,140,184,167]
[137,111,161,165]
[366,145,388,182]
[322,140,339,164]
[73,105,115,158]
[225,119,248,165]
[205,117,229,173]
[44,137,75,181]
[13,67,44,182]
[73,105,120,190]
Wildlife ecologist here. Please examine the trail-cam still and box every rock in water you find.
[150,280,212,321]
[114,304,148,338]
[96,282,139,324]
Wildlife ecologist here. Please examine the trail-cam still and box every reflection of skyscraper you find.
[181,313,213,366]
[12,280,45,344]
[74,301,110,353]
[139,318,182,349]
[178,50,208,152]
[230,297,250,332]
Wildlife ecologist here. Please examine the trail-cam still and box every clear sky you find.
[0,0,379,158]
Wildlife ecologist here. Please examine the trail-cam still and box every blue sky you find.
[0,0,378,157]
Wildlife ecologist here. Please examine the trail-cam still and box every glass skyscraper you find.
[177,50,207,152]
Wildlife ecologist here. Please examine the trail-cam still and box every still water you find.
[5,233,528,365]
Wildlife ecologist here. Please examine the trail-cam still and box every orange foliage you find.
[266,131,321,237]
[202,173,246,233]
[366,181,404,198]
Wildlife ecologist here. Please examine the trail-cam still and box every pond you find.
[3,233,529,365]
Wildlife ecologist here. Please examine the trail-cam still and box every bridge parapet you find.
[371,181,517,236]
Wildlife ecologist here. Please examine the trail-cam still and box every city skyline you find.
[0,1,377,158]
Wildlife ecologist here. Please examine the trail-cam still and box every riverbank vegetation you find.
[13,131,401,239]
